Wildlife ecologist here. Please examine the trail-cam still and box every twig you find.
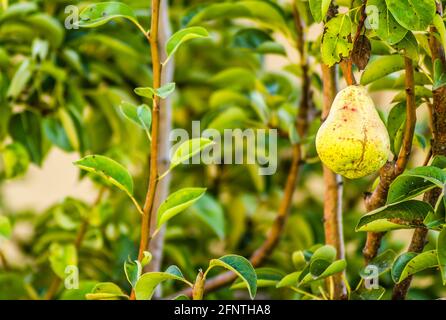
[146,0,174,280]
[339,1,367,85]
[165,1,314,299]
[137,0,163,263]
[392,4,446,299]
[321,63,347,299]
[319,2,347,299]
[363,56,417,264]
[130,0,163,301]
[340,60,357,86]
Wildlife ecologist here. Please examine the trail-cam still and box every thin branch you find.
[392,4,446,298]
[363,56,416,264]
[146,0,174,278]
[340,1,367,85]
[137,0,163,263]
[340,60,357,86]
[166,2,314,299]
[321,63,347,299]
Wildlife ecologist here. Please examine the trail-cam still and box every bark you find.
[363,57,416,264]
[146,0,173,275]
[321,64,347,299]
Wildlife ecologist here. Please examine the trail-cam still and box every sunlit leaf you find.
[207,254,257,299]
[76,2,140,30]
[86,282,128,300]
[49,243,77,279]
[74,155,134,196]
[391,251,438,283]
[356,200,432,232]
[156,188,207,229]
[164,27,208,64]
[135,266,191,300]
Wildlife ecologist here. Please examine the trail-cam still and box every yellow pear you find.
[316,85,391,179]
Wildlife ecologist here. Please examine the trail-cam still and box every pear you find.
[316,85,391,179]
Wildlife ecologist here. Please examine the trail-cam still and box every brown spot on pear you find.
[316,85,391,179]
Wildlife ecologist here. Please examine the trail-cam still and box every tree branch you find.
[146,0,174,275]
[321,63,347,299]
[137,0,162,263]
[392,3,446,299]
[363,56,416,264]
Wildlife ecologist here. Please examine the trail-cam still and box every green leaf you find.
[156,188,207,229]
[292,251,307,270]
[424,195,446,229]
[7,58,32,99]
[321,14,353,67]
[119,101,152,137]
[387,167,446,204]
[386,102,406,154]
[76,2,140,30]
[209,89,250,109]
[134,82,176,99]
[141,251,152,268]
[309,0,331,23]
[0,216,12,239]
[391,250,438,283]
[356,200,432,232]
[135,266,191,300]
[438,228,446,285]
[164,27,208,65]
[367,0,408,45]
[60,281,98,300]
[360,249,397,277]
[190,194,225,239]
[433,59,446,90]
[276,271,301,288]
[186,1,288,35]
[74,155,134,196]
[124,258,142,288]
[0,2,38,21]
[232,28,285,55]
[49,243,77,279]
[433,14,446,53]
[350,286,386,300]
[1,143,30,179]
[86,282,128,300]
[392,86,432,103]
[385,0,436,31]
[393,32,419,61]
[300,260,347,285]
[361,55,405,85]
[137,105,152,135]
[210,68,256,90]
[309,245,336,276]
[26,14,65,48]
[231,268,284,289]
[165,138,215,175]
[432,156,446,169]
[43,117,73,152]
[207,254,257,299]
[9,111,43,165]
